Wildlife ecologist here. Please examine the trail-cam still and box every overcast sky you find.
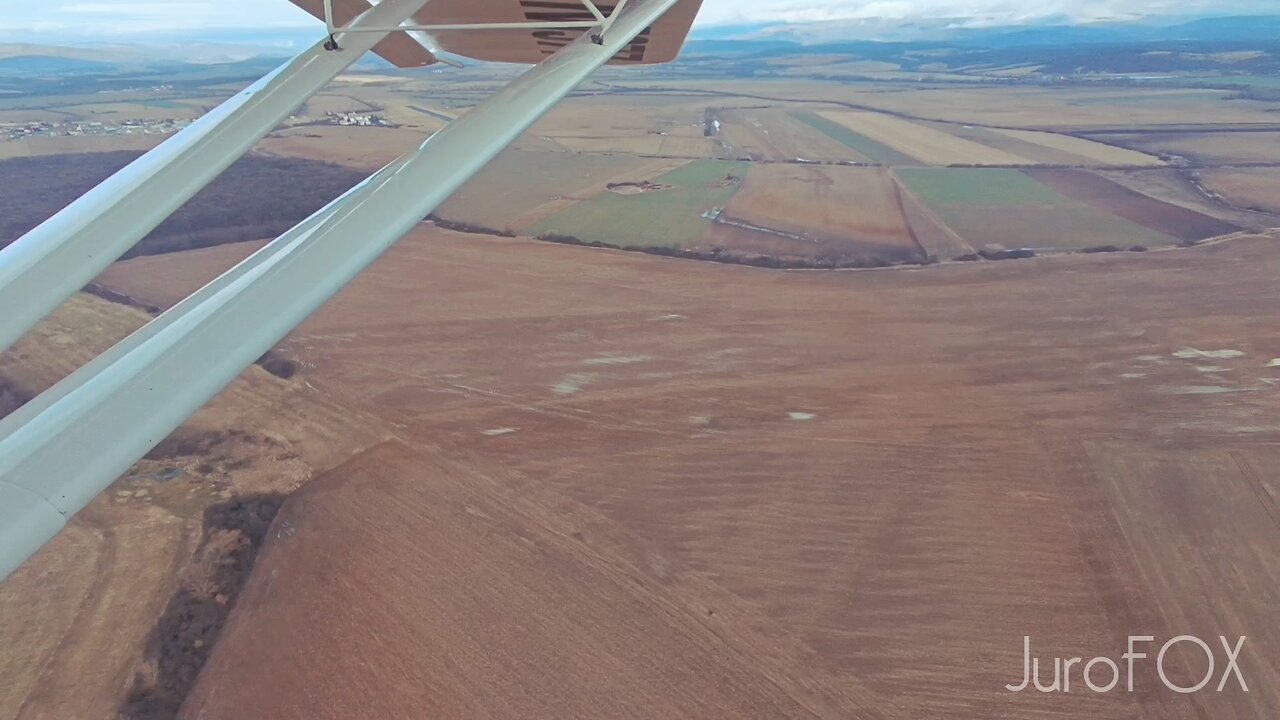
[2,0,1273,38]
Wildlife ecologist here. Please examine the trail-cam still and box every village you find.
[2,118,193,143]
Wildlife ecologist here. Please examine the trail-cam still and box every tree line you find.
[0,150,369,258]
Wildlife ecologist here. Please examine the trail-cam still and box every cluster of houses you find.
[2,118,193,142]
[324,111,390,127]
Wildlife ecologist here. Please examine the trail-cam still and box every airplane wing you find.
[412,0,704,65]
[288,0,703,66]
[0,0,695,583]
[290,0,440,67]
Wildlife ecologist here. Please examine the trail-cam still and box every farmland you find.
[714,108,866,163]
[1098,131,1280,165]
[818,110,1030,166]
[986,127,1163,166]
[3,44,1280,719]
[714,165,925,260]
[837,85,1280,128]
[1024,168,1241,242]
[790,111,915,165]
[530,160,749,248]
[57,224,1280,720]
[1200,168,1280,214]
[436,150,663,233]
[922,169,1166,250]
[1,67,1270,265]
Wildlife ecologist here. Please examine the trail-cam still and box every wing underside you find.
[290,0,440,66]
[288,0,703,66]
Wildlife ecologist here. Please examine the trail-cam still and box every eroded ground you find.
[77,226,1280,719]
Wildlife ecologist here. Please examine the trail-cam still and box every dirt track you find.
[84,227,1280,719]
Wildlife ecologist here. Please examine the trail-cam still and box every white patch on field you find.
[584,355,651,366]
[689,416,712,425]
[482,428,519,437]
[789,412,817,421]
[1194,366,1231,373]
[552,373,595,395]
[1169,386,1252,395]
[1173,348,1245,360]
[1266,359,1280,368]
[1135,355,1165,363]
[1120,373,1146,379]
[657,314,685,321]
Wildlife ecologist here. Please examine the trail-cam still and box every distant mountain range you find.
[678,16,1280,79]
[688,15,1280,46]
[1,14,1277,86]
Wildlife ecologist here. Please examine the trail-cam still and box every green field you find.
[897,168,1064,204]
[897,168,1174,251]
[531,160,750,248]
[790,112,918,166]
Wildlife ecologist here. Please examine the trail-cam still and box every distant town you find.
[324,111,391,127]
[2,118,194,142]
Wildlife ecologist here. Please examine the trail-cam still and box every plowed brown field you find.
[1024,168,1241,242]
[713,165,923,259]
[83,226,1280,720]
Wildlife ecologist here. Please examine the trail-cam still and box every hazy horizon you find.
[2,0,1278,44]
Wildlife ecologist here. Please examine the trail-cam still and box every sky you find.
[0,0,1273,40]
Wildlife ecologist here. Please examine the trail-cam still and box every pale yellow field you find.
[842,85,1280,129]
[529,96,714,158]
[1200,168,1280,213]
[551,135,666,154]
[436,150,680,231]
[724,164,917,250]
[376,103,450,131]
[302,94,377,116]
[255,125,428,170]
[718,108,867,163]
[656,135,718,158]
[0,109,70,123]
[817,110,1028,166]
[1106,131,1280,164]
[58,102,206,121]
[0,133,162,160]
[991,128,1163,166]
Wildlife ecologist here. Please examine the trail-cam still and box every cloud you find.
[1,0,312,36]
[1,0,1274,38]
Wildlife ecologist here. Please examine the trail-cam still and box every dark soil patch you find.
[537,232,934,270]
[120,495,285,720]
[0,375,31,421]
[606,180,671,195]
[1023,168,1239,242]
[145,428,259,462]
[83,282,163,315]
[256,351,298,380]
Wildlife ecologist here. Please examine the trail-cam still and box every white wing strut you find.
[0,0,685,582]
[0,0,433,355]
